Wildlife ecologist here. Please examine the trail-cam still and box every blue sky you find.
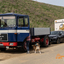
[34,0,64,7]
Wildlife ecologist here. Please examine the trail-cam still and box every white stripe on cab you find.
[0,30,29,33]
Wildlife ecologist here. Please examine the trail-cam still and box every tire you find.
[0,48,6,51]
[43,36,49,47]
[22,41,27,52]
[56,38,60,44]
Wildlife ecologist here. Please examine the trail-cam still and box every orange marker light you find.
[14,33,17,34]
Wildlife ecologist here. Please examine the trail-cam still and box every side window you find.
[18,17,24,27]
[18,16,29,27]
[24,18,28,27]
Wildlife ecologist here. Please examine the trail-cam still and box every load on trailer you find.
[0,13,51,51]
[54,19,64,31]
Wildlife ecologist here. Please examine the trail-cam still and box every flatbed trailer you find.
[0,13,51,51]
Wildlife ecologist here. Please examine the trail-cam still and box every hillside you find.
[0,0,64,30]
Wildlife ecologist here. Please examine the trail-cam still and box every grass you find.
[0,0,64,30]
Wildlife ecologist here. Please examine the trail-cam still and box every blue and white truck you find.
[0,13,51,51]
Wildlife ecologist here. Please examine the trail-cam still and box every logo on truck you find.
[59,24,64,30]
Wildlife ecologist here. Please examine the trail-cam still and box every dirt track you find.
[0,43,62,61]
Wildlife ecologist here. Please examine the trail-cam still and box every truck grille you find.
[0,34,8,41]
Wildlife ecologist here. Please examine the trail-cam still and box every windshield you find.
[51,31,59,35]
[0,16,16,27]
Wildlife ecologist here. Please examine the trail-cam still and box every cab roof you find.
[0,13,29,17]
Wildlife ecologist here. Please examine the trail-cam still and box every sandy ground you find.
[0,43,64,64]
[0,49,26,61]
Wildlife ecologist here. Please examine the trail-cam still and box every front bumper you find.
[50,38,57,43]
[0,42,17,47]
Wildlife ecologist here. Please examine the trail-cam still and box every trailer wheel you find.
[0,48,6,51]
[43,36,49,47]
[22,41,27,52]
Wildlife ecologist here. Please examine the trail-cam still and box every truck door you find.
[17,16,30,42]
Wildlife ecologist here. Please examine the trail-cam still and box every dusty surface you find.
[0,43,63,61]
[0,49,26,61]
[0,43,64,64]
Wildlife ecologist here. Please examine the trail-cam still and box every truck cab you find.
[0,13,51,52]
[0,13,30,51]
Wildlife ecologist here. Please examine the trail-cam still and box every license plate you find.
[10,43,13,45]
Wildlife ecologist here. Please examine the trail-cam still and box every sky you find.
[33,0,64,7]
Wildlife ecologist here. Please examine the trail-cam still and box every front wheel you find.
[43,36,49,47]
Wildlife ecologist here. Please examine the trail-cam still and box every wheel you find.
[0,48,6,51]
[22,41,27,52]
[56,38,60,44]
[43,36,49,47]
